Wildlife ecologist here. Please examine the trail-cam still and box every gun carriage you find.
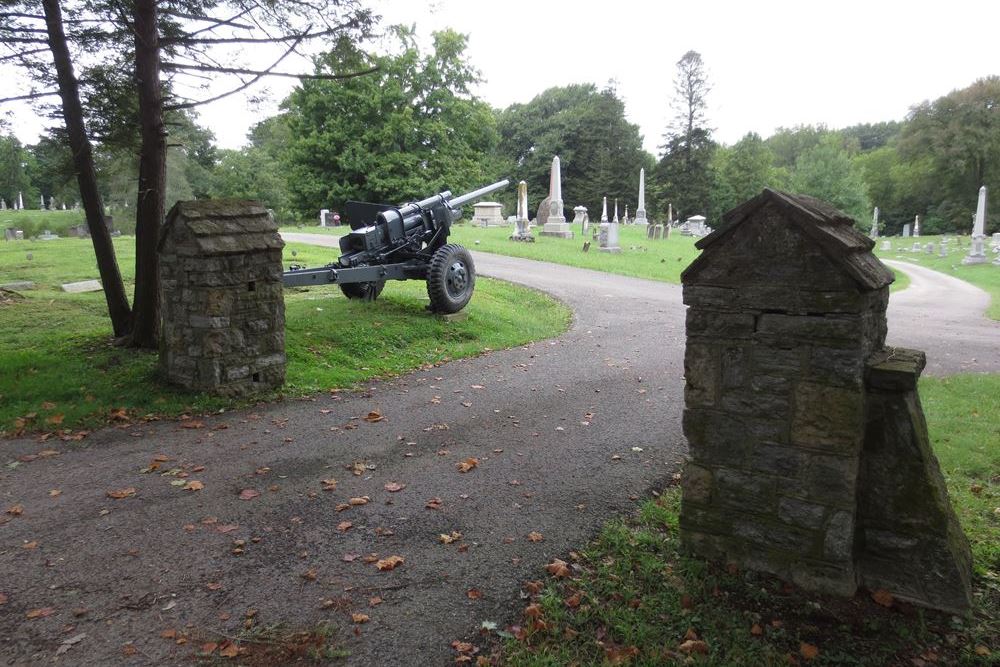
[282,180,509,313]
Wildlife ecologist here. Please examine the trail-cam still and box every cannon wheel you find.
[427,243,475,313]
[338,264,386,302]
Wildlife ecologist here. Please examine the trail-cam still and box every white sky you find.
[4,0,998,154]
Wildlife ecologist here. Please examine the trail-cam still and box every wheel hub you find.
[446,261,468,296]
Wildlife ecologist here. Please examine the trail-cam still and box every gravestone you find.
[535,196,551,228]
[14,230,23,240]
[940,244,948,258]
[911,242,922,252]
[991,232,1000,250]
[4,228,14,241]
[540,156,572,238]
[67,224,90,238]
[39,230,59,240]
[925,243,935,254]
[680,188,971,612]
[902,223,911,237]
[598,216,621,253]
[870,206,879,239]
[634,168,649,226]
[319,209,331,227]
[880,240,891,251]
[647,224,664,240]
[472,201,504,227]
[963,186,988,265]
[510,181,534,242]
[572,206,589,235]
[158,199,286,395]
[61,279,103,293]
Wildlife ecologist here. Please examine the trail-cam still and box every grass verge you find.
[497,375,999,666]
[0,238,571,436]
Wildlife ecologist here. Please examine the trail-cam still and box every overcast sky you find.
[4,0,998,155]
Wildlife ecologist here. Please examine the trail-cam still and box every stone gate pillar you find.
[158,200,286,395]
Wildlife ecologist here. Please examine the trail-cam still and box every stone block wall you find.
[679,189,972,612]
[159,200,285,395]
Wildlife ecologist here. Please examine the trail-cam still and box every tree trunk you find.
[128,0,165,349]
[41,0,132,337]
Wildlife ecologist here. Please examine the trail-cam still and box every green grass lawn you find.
[0,237,571,436]
[874,234,1000,320]
[499,374,999,666]
[1,208,92,237]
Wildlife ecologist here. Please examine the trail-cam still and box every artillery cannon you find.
[282,180,509,313]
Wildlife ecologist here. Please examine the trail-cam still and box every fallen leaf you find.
[0,593,7,605]
[184,480,204,492]
[26,607,55,619]
[684,628,699,641]
[384,482,406,492]
[55,632,86,656]
[238,489,260,501]
[200,642,218,654]
[527,531,544,543]
[5,504,24,516]
[351,613,369,624]
[375,555,404,571]
[160,629,177,639]
[181,420,204,429]
[45,414,64,426]
[425,497,443,510]
[871,589,894,608]
[337,521,353,532]
[322,478,338,491]
[219,642,239,658]
[369,596,383,606]
[216,524,239,533]
[342,553,359,562]
[456,457,479,473]
[467,589,482,600]
[545,559,570,578]
[523,603,542,618]
[564,592,582,608]
[48,489,61,497]
[750,623,763,636]
[22,540,38,549]
[470,385,485,390]
[349,496,370,506]
[302,568,318,581]
[363,411,385,423]
[975,645,991,657]
[122,644,137,656]
[524,581,543,595]
[452,640,475,653]
[800,642,819,661]
[439,531,463,544]
[106,487,137,499]
[678,639,709,655]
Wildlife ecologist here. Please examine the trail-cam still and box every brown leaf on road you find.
[351,613,369,624]
[238,489,260,501]
[48,489,61,497]
[106,487,137,499]
[678,639,709,655]
[181,420,204,429]
[451,640,475,653]
[470,385,485,390]
[6,504,24,516]
[200,642,218,655]
[425,497,443,510]
[369,596,382,606]
[375,555,404,571]
[22,541,38,549]
[523,581,543,595]
[363,411,385,423]
[302,568,318,581]
[800,642,820,661]
[384,482,406,492]
[160,628,177,639]
[527,531,543,543]
[322,478,338,491]
[349,496,370,506]
[439,531,463,544]
[466,589,482,600]
[523,603,542,618]
[871,589,894,607]
[218,641,239,658]
[0,593,7,605]
[456,457,479,473]
[342,553,359,562]
[206,582,223,591]
[545,559,570,578]
[215,524,239,534]
[337,521,353,532]
[184,480,204,492]
[26,607,56,619]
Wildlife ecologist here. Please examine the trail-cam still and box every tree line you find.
[3,16,998,339]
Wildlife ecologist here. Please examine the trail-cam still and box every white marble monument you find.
[902,223,911,237]
[913,214,921,237]
[472,201,504,227]
[511,181,534,242]
[600,196,609,223]
[540,156,572,238]
[634,168,649,226]
[963,186,988,265]
[572,205,588,234]
[870,207,879,239]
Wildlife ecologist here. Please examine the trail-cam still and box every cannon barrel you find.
[450,179,510,208]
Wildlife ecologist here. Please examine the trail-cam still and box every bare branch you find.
[163,61,378,80]
[163,22,353,45]
[0,90,60,103]
[161,9,254,30]
[0,12,45,20]
[0,47,48,62]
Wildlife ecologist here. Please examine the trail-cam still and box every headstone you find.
[911,242,921,252]
[472,201,504,227]
[870,206,879,239]
[940,244,948,258]
[535,196,551,228]
[623,204,630,225]
[0,198,6,210]
[510,181,534,242]
[962,186,988,265]
[61,279,103,293]
[319,209,330,227]
[572,205,588,235]
[683,215,707,236]
[39,230,59,240]
[880,240,891,251]
[680,188,972,613]
[40,194,45,209]
[1,280,35,290]
[4,228,14,241]
[159,199,286,395]
[598,201,621,254]
[634,168,649,226]
[902,223,911,237]
[913,214,921,237]
[540,156,573,238]
[925,243,935,254]
[67,224,90,238]
[990,232,1000,251]
[17,192,23,210]
[14,230,23,240]
[613,198,620,224]
[600,196,609,223]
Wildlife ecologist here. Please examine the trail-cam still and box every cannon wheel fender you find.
[426,243,475,313]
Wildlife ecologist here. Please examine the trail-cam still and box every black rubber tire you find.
[426,243,475,313]
[339,280,385,301]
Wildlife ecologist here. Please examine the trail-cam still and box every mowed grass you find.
[0,237,571,436]
[2,209,89,237]
[874,234,1000,320]
[500,376,999,666]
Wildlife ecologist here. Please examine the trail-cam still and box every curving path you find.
[0,237,996,666]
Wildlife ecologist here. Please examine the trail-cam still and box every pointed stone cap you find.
[159,199,283,256]
[686,188,893,291]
